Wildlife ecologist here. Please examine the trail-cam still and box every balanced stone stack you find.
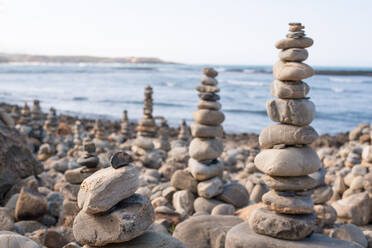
[44,107,59,135]
[136,85,157,138]
[38,107,59,161]
[60,142,99,227]
[120,110,131,142]
[30,99,44,141]
[189,68,225,202]
[178,120,191,144]
[73,152,185,247]
[226,23,359,248]
[18,101,31,126]
[156,119,171,152]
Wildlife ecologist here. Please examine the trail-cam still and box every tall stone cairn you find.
[249,23,322,240]
[189,68,225,199]
[178,119,190,142]
[136,85,157,138]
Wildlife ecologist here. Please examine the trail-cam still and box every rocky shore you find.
[0,29,370,247]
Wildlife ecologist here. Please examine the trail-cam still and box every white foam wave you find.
[330,77,364,83]
[331,87,344,93]
[226,80,265,86]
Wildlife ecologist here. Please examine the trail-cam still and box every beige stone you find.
[262,190,313,214]
[190,123,223,138]
[270,80,310,99]
[201,75,218,86]
[193,110,225,126]
[273,60,314,81]
[262,175,318,191]
[259,124,318,148]
[78,165,139,214]
[254,146,321,176]
[197,101,221,111]
[266,98,315,126]
[275,37,314,49]
[189,138,223,161]
[197,177,223,199]
[189,158,223,181]
[279,48,308,62]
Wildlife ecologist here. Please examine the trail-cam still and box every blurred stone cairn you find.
[73,151,185,247]
[120,110,131,142]
[60,141,99,227]
[132,86,163,169]
[16,101,32,136]
[30,99,44,142]
[37,107,59,161]
[226,23,359,248]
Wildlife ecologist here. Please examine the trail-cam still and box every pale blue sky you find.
[0,0,371,66]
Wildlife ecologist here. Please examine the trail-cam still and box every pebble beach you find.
[0,23,372,248]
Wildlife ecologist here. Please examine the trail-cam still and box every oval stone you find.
[275,37,314,49]
[254,146,321,176]
[201,75,218,86]
[190,123,223,138]
[259,124,318,148]
[73,194,154,246]
[249,207,316,240]
[203,68,218,78]
[193,109,225,126]
[189,138,223,161]
[266,99,315,126]
[273,60,314,81]
[197,101,221,111]
[78,165,139,214]
[270,80,310,99]
[262,175,318,191]
[189,158,223,181]
[279,48,308,62]
[262,190,314,214]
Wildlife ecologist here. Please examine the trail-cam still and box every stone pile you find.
[93,119,109,150]
[120,110,131,142]
[37,107,59,161]
[226,23,358,248]
[177,120,191,146]
[188,68,225,202]
[16,101,32,136]
[155,119,171,153]
[60,142,99,227]
[73,152,185,247]
[30,99,44,142]
[136,85,157,138]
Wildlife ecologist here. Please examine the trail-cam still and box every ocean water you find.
[0,63,371,134]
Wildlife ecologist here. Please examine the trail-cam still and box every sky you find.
[0,0,371,66]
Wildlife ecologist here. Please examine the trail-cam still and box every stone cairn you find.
[60,142,99,227]
[248,22,320,240]
[226,23,359,248]
[73,151,184,247]
[136,85,157,138]
[18,101,31,126]
[156,119,171,152]
[178,119,191,144]
[189,68,225,202]
[30,99,44,141]
[120,110,131,142]
[38,107,59,161]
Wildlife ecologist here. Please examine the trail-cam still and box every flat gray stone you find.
[262,175,318,191]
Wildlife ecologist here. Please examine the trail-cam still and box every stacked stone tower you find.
[120,110,131,141]
[226,23,359,248]
[30,99,44,141]
[189,68,225,200]
[44,107,59,138]
[73,152,186,247]
[18,101,31,125]
[247,22,319,241]
[178,119,190,142]
[136,85,156,138]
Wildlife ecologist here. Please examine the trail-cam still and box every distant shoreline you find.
[0,53,371,76]
[0,53,175,64]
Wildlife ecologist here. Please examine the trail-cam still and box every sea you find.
[0,63,371,135]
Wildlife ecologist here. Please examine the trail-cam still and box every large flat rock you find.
[225,222,360,248]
